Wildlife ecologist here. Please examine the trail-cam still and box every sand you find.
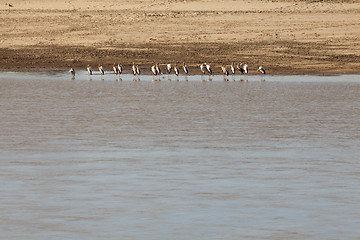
[0,0,359,74]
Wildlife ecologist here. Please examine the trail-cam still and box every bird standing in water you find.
[132,62,137,76]
[230,62,236,75]
[98,64,105,75]
[167,64,172,75]
[237,63,248,81]
[200,63,206,75]
[87,65,92,75]
[117,63,123,74]
[151,64,159,81]
[257,66,266,81]
[237,63,248,74]
[257,66,266,74]
[183,63,189,75]
[205,63,212,75]
[221,64,230,81]
[69,67,75,79]
[156,64,162,76]
[174,64,180,81]
[113,63,119,74]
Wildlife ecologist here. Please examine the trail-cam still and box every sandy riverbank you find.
[0,0,359,74]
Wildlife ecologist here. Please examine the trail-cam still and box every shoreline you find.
[1,41,359,75]
[1,68,357,77]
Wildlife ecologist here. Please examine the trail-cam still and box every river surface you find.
[1,72,359,239]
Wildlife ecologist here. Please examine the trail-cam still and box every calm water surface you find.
[1,72,360,239]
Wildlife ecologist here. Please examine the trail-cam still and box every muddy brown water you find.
[1,72,360,239]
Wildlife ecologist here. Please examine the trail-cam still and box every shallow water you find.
[1,72,360,239]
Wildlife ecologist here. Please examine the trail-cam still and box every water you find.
[1,72,360,239]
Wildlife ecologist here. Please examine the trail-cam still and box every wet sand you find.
[0,0,359,74]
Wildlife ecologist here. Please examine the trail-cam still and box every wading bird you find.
[132,62,137,76]
[136,64,141,75]
[237,63,248,81]
[167,64,172,74]
[237,63,249,82]
[221,64,230,77]
[98,64,104,75]
[257,66,266,74]
[205,63,212,75]
[200,63,206,75]
[230,62,236,75]
[183,63,189,75]
[69,67,75,76]
[151,64,159,81]
[174,64,180,76]
[238,63,248,74]
[151,65,157,75]
[237,64,243,74]
[87,65,92,75]
[117,63,123,74]
[113,63,119,74]
[156,64,162,75]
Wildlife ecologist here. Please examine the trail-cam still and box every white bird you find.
[113,63,119,74]
[98,64,104,75]
[243,64,249,74]
[200,63,206,75]
[205,63,212,75]
[69,67,75,76]
[151,64,159,81]
[87,65,92,75]
[237,63,248,74]
[230,62,236,75]
[183,63,189,75]
[221,64,229,76]
[174,64,180,76]
[117,63,123,74]
[132,62,137,75]
[136,64,141,75]
[156,64,162,75]
[166,64,172,74]
[151,65,158,75]
[257,66,266,74]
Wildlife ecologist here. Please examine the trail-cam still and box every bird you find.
[240,63,248,74]
[174,64,180,76]
[243,64,249,74]
[69,67,75,76]
[151,64,158,80]
[183,63,189,75]
[155,64,162,75]
[117,63,123,74]
[151,65,157,75]
[166,64,172,74]
[237,64,243,74]
[257,66,266,74]
[238,63,249,82]
[87,65,92,75]
[200,63,206,75]
[98,64,104,75]
[221,64,230,76]
[136,64,141,75]
[132,62,137,76]
[205,63,212,75]
[113,63,119,74]
[230,62,236,75]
